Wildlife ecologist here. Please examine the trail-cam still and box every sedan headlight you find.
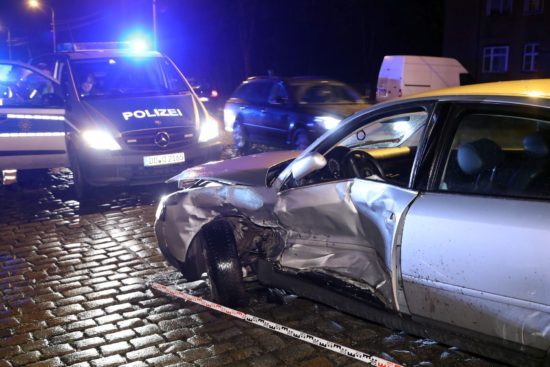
[81,130,121,151]
[314,116,341,130]
[199,117,220,142]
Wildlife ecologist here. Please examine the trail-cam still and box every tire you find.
[69,151,92,200]
[292,129,310,150]
[201,220,248,306]
[232,122,250,154]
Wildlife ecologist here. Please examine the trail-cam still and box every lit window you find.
[486,0,514,15]
[482,46,509,73]
[524,0,544,13]
[523,43,539,72]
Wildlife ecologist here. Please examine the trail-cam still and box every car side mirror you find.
[291,152,327,181]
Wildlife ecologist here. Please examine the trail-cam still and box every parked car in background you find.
[156,79,550,367]
[0,42,222,197]
[376,55,469,102]
[224,76,369,151]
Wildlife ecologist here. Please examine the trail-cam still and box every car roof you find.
[60,50,163,60]
[246,75,345,84]
[408,79,550,100]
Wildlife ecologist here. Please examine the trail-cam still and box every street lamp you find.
[27,0,56,53]
[0,24,11,59]
[152,0,157,50]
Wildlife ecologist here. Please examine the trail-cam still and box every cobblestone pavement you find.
[0,163,505,367]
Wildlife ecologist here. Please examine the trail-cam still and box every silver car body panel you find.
[401,193,550,350]
[275,179,418,307]
[167,150,300,186]
[160,184,280,263]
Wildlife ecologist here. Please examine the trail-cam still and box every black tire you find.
[201,220,248,306]
[292,129,310,150]
[232,122,250,154]
[69,152,92,200]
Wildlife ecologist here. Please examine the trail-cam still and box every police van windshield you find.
[71,57,190,99]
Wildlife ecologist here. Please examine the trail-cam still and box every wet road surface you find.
[0,160,506,366]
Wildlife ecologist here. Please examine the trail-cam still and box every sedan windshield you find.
[71,57,190,99]
[290,81,364,104]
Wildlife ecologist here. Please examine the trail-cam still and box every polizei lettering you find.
[122,108,184,121]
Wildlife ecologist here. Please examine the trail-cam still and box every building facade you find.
[444,0,550,82]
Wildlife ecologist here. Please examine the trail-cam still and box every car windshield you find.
[290,81,364,104]
[340,112,427,149]
[71,57,190,99]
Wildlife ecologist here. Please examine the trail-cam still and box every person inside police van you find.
[80,74,95,96]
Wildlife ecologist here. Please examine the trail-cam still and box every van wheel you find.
[201,220,248,307]
[293,129,310,150]
[70,153,92,200]
[233,122,250,154]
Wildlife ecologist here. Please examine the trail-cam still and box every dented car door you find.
[274,107,432,308]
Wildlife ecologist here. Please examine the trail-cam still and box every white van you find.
[376,55,468,102]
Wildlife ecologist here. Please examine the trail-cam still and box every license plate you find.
[143,152,185,167]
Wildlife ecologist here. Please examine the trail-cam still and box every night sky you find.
[0,0,444,96]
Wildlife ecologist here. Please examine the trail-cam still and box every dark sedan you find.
[223,76,369,151]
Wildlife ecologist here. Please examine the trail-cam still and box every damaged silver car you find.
[155,80,550,366]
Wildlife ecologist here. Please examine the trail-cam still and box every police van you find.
[0,42,222,196]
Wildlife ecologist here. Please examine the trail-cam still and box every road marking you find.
[152,282,403,366]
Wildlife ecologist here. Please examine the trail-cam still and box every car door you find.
[243,80,273,142]
[401,102,550,351]
[262,81,291,145]
[0,61,68,171]
[273,104,433,308]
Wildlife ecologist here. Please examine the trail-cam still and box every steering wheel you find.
[343,150,385,179]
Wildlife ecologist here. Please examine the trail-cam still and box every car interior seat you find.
[456,138,504,193]
[507,132,550,195]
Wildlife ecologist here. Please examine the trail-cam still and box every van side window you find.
[161,59,187,93]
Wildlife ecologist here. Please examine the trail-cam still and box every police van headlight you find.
[314,116,341,130]
[198,117,220,142]
[81,130,122,151]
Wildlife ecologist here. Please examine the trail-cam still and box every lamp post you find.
[27,0,56,53]
[152,0,157,50]
[0,24,11,59]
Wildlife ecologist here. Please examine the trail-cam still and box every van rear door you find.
[0,61,68,171]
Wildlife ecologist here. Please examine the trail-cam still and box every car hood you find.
[80,94,201,133]
[168,150,301,186]
[300,102,370,118]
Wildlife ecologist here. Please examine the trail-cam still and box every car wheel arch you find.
[189,216,284,280]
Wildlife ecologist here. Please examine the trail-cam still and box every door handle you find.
[239,106,246,110]
[260,109,266,113]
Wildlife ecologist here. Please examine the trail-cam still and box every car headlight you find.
[223,108,236,132]
[198,117,219,142]
[81,130,121,151]
[314,116,341,130]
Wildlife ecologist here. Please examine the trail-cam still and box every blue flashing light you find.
[129,39,148,52]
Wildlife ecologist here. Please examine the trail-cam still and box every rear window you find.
[70,57,190,99]
[289,81,364,104]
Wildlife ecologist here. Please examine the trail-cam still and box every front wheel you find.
[232,122,250,154]
[201,220,248,306]
[69,152,92,200]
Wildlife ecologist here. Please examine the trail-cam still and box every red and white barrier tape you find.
[151,283,402,367]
